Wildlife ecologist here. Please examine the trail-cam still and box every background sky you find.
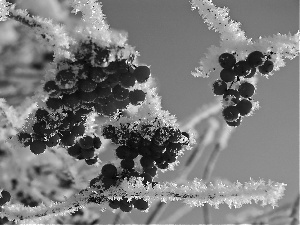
[96,0,299,224]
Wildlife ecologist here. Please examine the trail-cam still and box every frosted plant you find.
[0,0,298,224]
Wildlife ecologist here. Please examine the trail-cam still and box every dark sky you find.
[98,0,299,223]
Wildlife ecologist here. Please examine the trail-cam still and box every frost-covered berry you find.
[247,51,264,67]
[35,108,50,122]
[236,99,253,116]
[234,61,251,77]
[79,136,94,149]
[226,116,242,127]
[102,125,116,139]
[78,78,97,92]
[133,65,150,83]
[112,84,129,100]
[244,67,256,78]
[0,190,11,206]
[140,156,154,169]
[17,132,32,147]
[101,164,117,178]
[67,143,82,157]
[168,128,182,143]
[223,89,240,105]
[129,90,146,105]
[89,67,107,83]
[220,68,236,82]
[46,97,63,111]
[218,53,236,69]
[238,82,255,98]
[43,80,60,96]
[134,199,149,211]
[212,79,227,95]
[93,136,102,149]
[258,60,274,74]
[119,72,136,88]
[222,106,240,122]
[30,140,47,155]
[46,133,60,147]
[119,198,133,212]
[56,70,76,88]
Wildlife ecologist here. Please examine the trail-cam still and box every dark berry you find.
[112,84,129,101]
[236,99,252,116]
[258,60,274,74]
[67,143,82,157]
[56,70,76,88]
[79,136,94,149]
[93,136,101,149]
[109,200,120,209]
[220,68,236,82]
[46,97,63,111]
[218,53,236,69]
[102,125,116,139]
[140,156,154,169]
[212,79,227,95]
[71,124,85,137]
[247,51,264,67]
[238,82,255,98]
[46,133,60,147]
[43,80,60,96]
[223,89,240,105]
[60,132,76,146]
[35,108,50,121]
[101,164,117,178]
[234,61,251,77]
[30,140,47,155]
[226,116,242,127]
[129,89,146,105]
[0,190,11,206]
[140,173,153,186]
[222,106,240,122]
[144,166,157,177]
[119,72,136,88]
[89,67,107,83]
[102,177,117,190]
[78,78,97,92]
[94,86,112,98]
[133,65,150,83]
[85,157,98,165]
[133,199,148,211]
[17,132,32,147]
[244,67,256,78]
[121,159,135,170]
[119,198,133,212]
[81,147,95,159]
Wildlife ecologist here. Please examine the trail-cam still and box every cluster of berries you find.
[87,121,190,212]
[0,189,11,206]
[212,51,274,127]
[16,40,150,159]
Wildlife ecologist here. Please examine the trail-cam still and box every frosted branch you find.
[0,0,10,21]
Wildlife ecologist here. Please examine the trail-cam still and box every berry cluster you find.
[16,40,150,159]
[0,189,11,206]
[88,121,190,212]
[212,51,274,127]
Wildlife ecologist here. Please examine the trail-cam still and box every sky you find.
[97,0,299,224]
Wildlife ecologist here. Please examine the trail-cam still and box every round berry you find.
[17,132,32,147]
[156,161,169,169]
[218,53,236,69]
[247,51,264,68]
[140,173,153,186]
[46,97,63,111]
[140,156,154,169]
[78,78,97,92]
[144,166,157,177]
[223,89,240,105]
[93,136,101,149]
[101,164,117,178]
[67,143,82,157]
[129,90,146,105]
[133,66,150,83]
[244,67,256,78]
[85,157,98,165]
[166,142,182,152]
[226,116,242,127]
[60,132,76,146]
[112,84,129,101]
[30,140,47,155]
[56,70,76,88]
[238,82,255,98]
[94,86,112,98]
[212,79,227,95]
[222,106,240,122]
[89,176,101,188]
[62,93,81,109]
[0,190,11,206]
[102,125,116,139]
[119,198,133,212]
[79,136,94,149]
[46,133,60,147]
[109,200,120,209]
[81,147,95,159]
[89,67,107,83]
[234,61,251,77]
[71,124,85,137]
[119,72,136,88]
[258,60,274,74]
[163,151,177,163]
[134,199,149,211]
[43,80,60,96]
[102,177,117,190]
[35,108,50,122]
[220,68,236,82]
[168,128,182,143]
[116,145,132,159]
[236,99,252,116]
[121,159,135,170]
[101,73,120,87]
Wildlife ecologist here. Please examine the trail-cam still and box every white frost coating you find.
[190,0,299,79]
[0,0,10,21]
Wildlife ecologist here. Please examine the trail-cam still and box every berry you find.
[78,91,98,103]
[258,60,274,74]
[109,200,120,209]
[35,108,50,121]
[128,89,146,105]
[181,132,190,145]
[218,53,236,69]
[236,99,253,116]
[238,82,255,98]
[102,125,116,139]
[0,190,11,206]
[93,136,102,149]
[244,67,256,78]
[90,176,101,187]
[134,199,149,211]
[101,73,120,87]
[81,147,95,159]
[226,116,242,127]
[30,140,47,155]
[140,156,154,169]
[17,132,32,147]
[144,166,157,177]
[163,151,177,163]
[247,51,264,68]
[133,65,150,83]
[119,72,136,88]
[112,84,129,101]
[166,142,182,152]
[140,173,153,186]
[222,106,240,122]
[78,78,97,92]
[46,133,60,147]
[119,198,133,212]
[220,68,236,82]
[94,86,112,98]
[89,67,107,83]
[121,159,135,170]
[212,79,227,95]
[153,127,171,146]
[102,177,117,190]
[85,157,98,165]
[223,89,240,105]
[156,161,168,169]
[71,124,85,137]
[56,70,76,88]
[67,143,82,157]
[101,164,117,178]
[234,61,251,77]
[116,145,137,159]
[168,128,182,143]
[62,93,81,109]
[46,97,63,111]
[78,136,94,149]
[43,80,60,96]
[60,132,76,146]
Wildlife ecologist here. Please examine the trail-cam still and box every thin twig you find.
[290,194,300,225]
